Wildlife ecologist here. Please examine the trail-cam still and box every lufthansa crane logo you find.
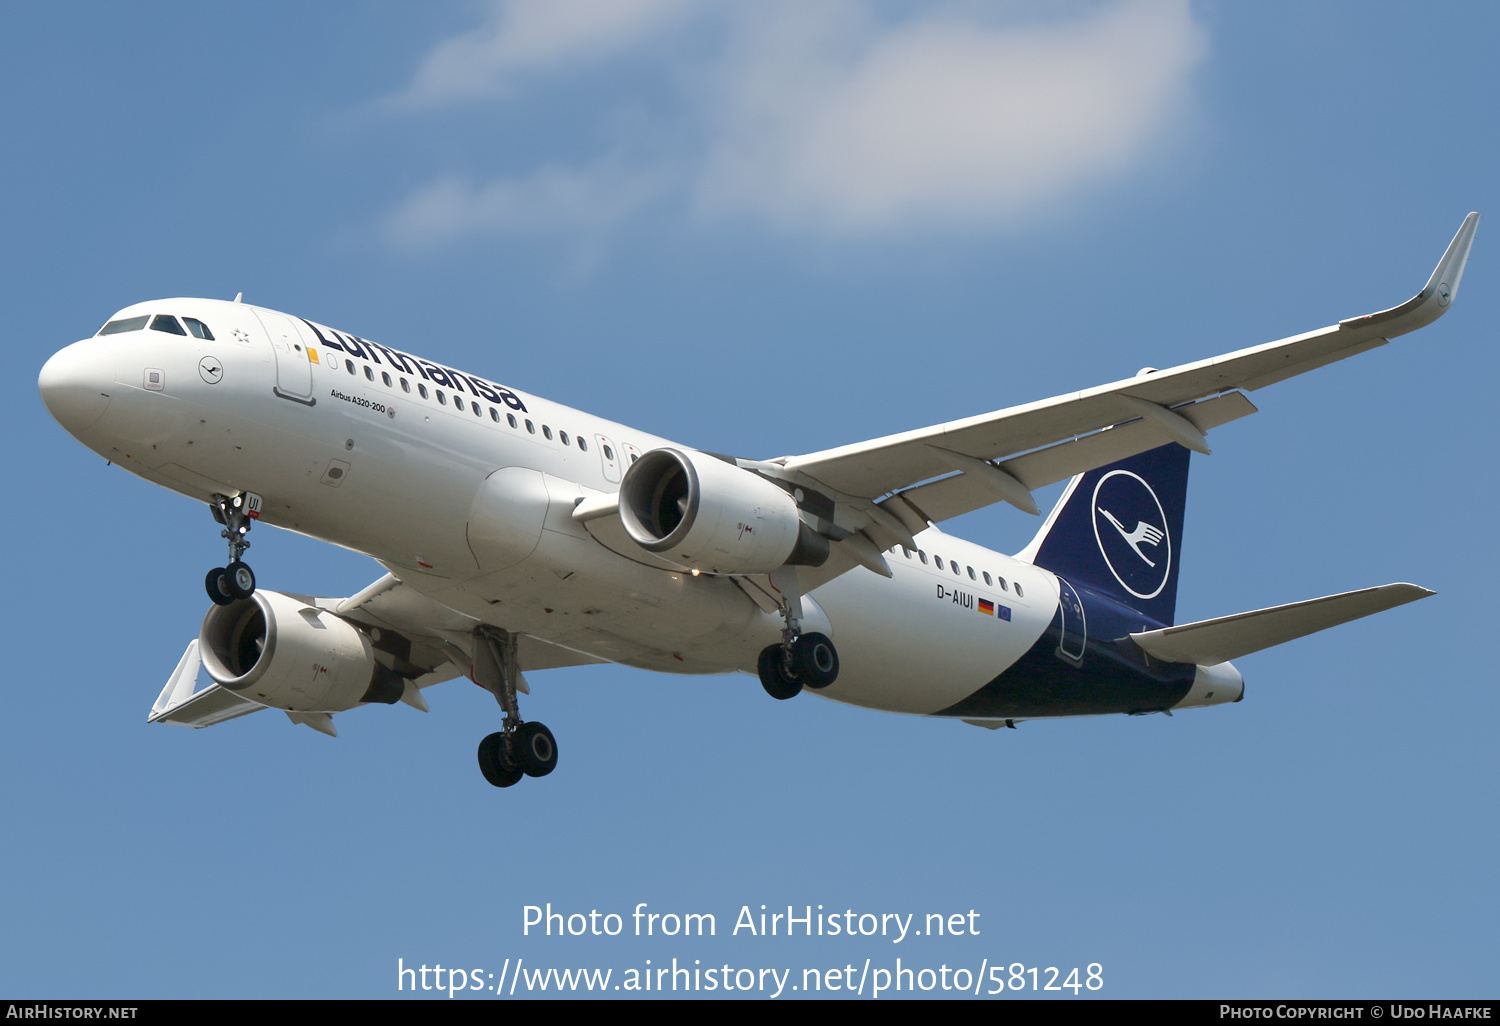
[1091,470,1171,600]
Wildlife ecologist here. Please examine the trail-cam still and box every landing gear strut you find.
[473,626,558,788]
[205,492,260,605]
[756,568,839,700]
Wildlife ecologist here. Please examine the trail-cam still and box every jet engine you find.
[198,590,405,712]
[618,448,828,574]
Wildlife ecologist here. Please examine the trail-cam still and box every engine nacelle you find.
[618,448,827,574]
[199,590,400,713]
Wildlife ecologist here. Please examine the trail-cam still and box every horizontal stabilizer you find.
[1130,583,1434,666]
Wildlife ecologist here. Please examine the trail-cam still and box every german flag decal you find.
[978,598,995,616]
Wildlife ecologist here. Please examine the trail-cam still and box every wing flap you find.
[1129,583,1434,666]
[895,391,1257,524]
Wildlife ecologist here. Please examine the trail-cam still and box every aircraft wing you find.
[149,574,607,733]
[776,214,1479,534]
[148,641,267,728]
[329,574,609,674]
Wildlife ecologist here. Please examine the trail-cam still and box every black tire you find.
[757,645,802,700]
[516,722,558,777]
[790,633,839,689]
[478,732,523,788]
[205,567,235,606]
[226,560,256,600]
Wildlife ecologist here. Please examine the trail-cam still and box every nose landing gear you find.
[473,626,559,788]
[205,492,260,606]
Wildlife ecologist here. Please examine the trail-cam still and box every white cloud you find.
[397,0,693,107]
[384,0,1207,240]
[384,158,666,247]
[699,0,1207,230]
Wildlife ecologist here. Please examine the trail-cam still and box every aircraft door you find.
[1054,577,1087,666]
[255,309,315,402]
[595,434,621,484]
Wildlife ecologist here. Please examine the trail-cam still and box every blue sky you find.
[2,1,1496,999]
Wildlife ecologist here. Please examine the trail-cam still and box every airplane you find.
[37,214,1479,788]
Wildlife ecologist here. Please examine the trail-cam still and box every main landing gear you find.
[756,569,839,701]
[473,626,558,788]
[205,492,260,606]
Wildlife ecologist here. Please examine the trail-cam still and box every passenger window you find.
[418,383,429,399]
[400,378,411,393]
[364,366,374,381]
[345,360,355,374]
[382,372,392,386]
[543,425,553,441]
[999,578,1008,592]
[150,314,187,336]
[526,420,536,434]
[559,431,569,446]
[934,556,944,570]
[98,315,149,335]
[952,562,961,576]
[507,414,518,428]
[437,391,447,406]
[967,566,976,580]
[183,317,215,340]
[490,408,500,422]
[578,436,587,451]
[1015,583,1024,597]
[453,396,463,411]
[918,550,928,564]
[472,403,482,417]
[902,547,912,559]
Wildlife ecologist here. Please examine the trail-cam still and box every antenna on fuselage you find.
[233,292,243,304]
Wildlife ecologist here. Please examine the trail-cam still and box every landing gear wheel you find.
[790,632,839,689]
[207,492,259,603]
[516,722,559,777]
[758,645,802,700]
[205,567,235,606]
[478,732,523,788]
[225,560,256,600]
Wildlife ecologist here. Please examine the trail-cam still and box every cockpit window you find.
[183,317,215,341]
[98,315,149,335]
[150,314,187,336]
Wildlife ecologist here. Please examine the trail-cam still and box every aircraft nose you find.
[39,340,114,434]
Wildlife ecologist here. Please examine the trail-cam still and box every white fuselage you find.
[41,298,1228,719]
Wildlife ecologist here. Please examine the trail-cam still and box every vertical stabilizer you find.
[1017,443,1191,626]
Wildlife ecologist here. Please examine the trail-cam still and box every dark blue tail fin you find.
[1019,443,1191,626]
